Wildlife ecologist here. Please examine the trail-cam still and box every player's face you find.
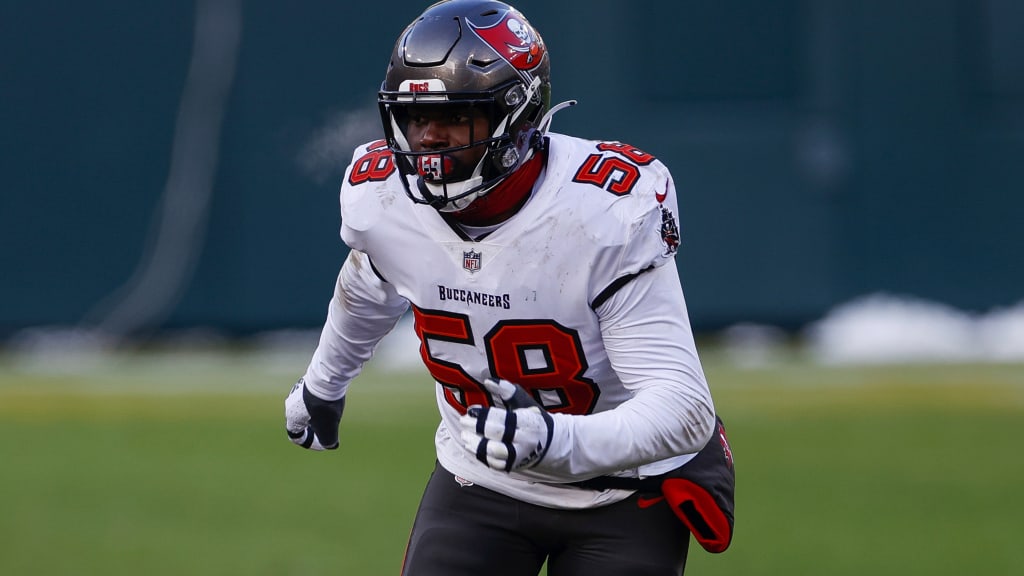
[404,105,491,182]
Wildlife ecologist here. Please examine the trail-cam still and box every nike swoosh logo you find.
[637,496,665,509]
[655,182,669,203]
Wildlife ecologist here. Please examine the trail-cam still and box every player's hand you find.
[459,378,554,472]
[284,378,345,451]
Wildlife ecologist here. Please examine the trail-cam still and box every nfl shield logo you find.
[463,250,482,273]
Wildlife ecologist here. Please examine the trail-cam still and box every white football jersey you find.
[302,132,715,509]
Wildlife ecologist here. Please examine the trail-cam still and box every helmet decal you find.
[467,12,546,73]
[398,78,448,101]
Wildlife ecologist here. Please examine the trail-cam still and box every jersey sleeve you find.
[302,249,410,401]
[614,160,681,276]
[542,262,716,478]
[581,152,683,308]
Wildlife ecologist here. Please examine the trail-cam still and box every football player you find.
[284,1,735,574]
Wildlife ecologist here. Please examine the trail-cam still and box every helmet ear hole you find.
[504,85,526,108]
[493,146,519,171]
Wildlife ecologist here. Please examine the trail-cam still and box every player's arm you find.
[459,264,715,476]
[285,249,409,450]
[538,168,713,474]
[547,262,716,475]
[460,168,714,475]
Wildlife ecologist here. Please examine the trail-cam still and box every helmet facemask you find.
[380,76,546,211]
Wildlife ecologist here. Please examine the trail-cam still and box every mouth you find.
[416,149,483,184]
[417,154,456,182]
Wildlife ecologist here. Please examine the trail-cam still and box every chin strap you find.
[447,148,546,226]
[421,174,484,212]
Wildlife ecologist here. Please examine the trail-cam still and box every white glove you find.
[285,378,345,451]
[459,378,555,472]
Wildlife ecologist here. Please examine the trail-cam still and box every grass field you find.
[1,346,1022,575]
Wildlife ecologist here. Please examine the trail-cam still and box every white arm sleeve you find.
[544,263,716,477]
[302,250,410,401]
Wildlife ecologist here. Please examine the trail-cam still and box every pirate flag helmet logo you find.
[467,11,547,73]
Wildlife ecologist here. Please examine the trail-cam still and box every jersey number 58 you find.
[412,307,600,415]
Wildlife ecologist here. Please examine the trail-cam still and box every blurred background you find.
[2,2,1023,575]
[3,0,1022,355]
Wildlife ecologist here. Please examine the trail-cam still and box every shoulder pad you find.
[340,140,400,233]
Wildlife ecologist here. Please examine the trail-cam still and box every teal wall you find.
[2,0,1022,335]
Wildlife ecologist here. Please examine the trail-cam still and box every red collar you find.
[448,151,545,226]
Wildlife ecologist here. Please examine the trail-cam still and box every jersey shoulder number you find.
[570,140,657,196]
[340,140,400,238]
[347,139,395,186]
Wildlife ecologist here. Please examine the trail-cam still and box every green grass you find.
[1,348,1022,575]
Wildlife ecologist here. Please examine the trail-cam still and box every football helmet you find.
[378,0,553,211]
